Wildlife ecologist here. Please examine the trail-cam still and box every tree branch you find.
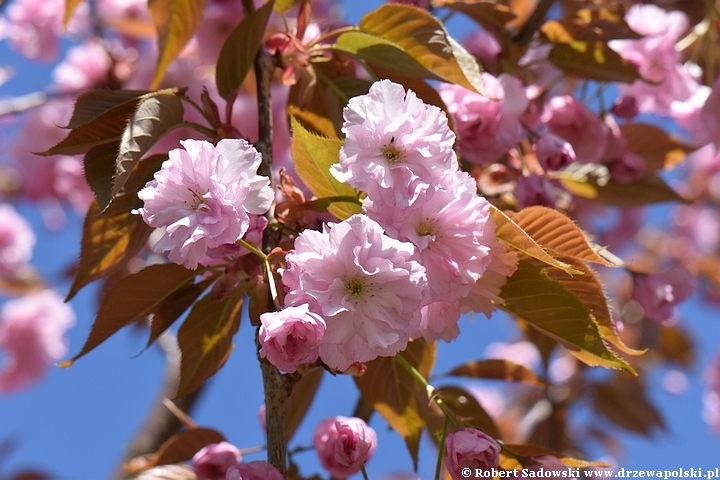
[513,0,556,47]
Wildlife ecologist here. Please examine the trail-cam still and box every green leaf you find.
[216,0,276,99]
[500,260,635,374]
[354,339,436,470]
[114,92,184,197]
[274,0,297,13]
[148,0,209,89]
[285,367,323,441]
[175,293,244,398]
[66,200,152,301]
[445,359,546,386]
[335,3,484,93]
[61,264,199,366]
[289,115,361,220]
[490,205,582,275]
[125,428,225,474]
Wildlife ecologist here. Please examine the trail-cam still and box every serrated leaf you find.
[114,92,184,197]
[65,89,149,129]
[335,3,484,93]
[126,428,225,474]
[508,206,621,267]
[66,200,152,300]
[148,0,209,89]
[592,377,664,434]
[547,40,641,83]
[84,143,119,210]
[620,123,694,172]
[355,339,436,470]
[175,293,243,398]
[289,115,361,220]
[101,154,168,218]
[216,0,275,99]
[560,170,689,207]
[445,359,545,386]
[285,367,323,441]
[490,205,582,275]
[501,444,612,468]
[500,260,635,374]
[61,264,199,366]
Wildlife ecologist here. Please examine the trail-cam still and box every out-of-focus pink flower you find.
[313,416,377,478]
[418,301,461,343]
[332,80,457,207]
[602,114,646,184]
[0,290,75,394]
[136,139,273,269]
[632,266,695,323]
[689,77,720,150]
[611,96,639,120]
[444,428,500,480]
[541,96,607,164]
[440,74,528,165]
[703,353,720,432]
[52,39,112,92]
[535,132,576,171]
[462,29,501,67]
[228,461,283,480]
[485,341,541,370]
[192,442,242,480]
[515,175,556,209]
[282,215,426,371]
[0,204,35,277]
[259,304,326,373]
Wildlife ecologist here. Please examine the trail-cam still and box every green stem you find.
[360,465,370,480]
[393,355,458,425]
[237,239,281,310]
[237,238,268,261]
[435,414,449,480]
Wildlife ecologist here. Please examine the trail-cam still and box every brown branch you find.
[513,0,556,47]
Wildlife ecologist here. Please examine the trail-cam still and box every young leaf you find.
[592,377,664,434]
[508,206,622,267]
[354,339,436,470]
[500,260,635,374]
[490,206,582,275]
[61,264,199,366]
[66,200,152,300]
[560,170,689,207]
[84,142,120,210]
[422,385,502,440]
[432,0,516,31]
[500,444,612,468]
[285,367,323,441]
[65,89,149,129]
[148,0,209,89]
[216,0,276,99]
[175,293,244,398]
[125,428,225,474]
[289,115,361,220]
[620,123,694,172]
[445,359,546,386]
[114,92,184,196]
[335,3,484,93]
[547,41,641,83]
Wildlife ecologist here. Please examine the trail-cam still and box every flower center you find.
[187,188,208,211]
[345,277,365,298]
[417,218,438,238]
[382,137,404,165]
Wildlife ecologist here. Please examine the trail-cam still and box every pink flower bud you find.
[313,416,377,478]
[535,133,576,171]
[632,266,695,323]
[258,304,326,373]
[611,96,639,120]
[444,428,500,480]
[515,175,556,209]
[192,442,241,480]
[230,461,282,480]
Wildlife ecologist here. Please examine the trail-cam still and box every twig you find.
[513,0,556,47]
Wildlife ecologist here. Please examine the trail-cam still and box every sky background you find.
[1,1,720,479]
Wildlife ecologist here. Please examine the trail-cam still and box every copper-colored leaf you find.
[133,464,197,480]
[658,324,694,368]
[428,386,501,440]
[126,428,225,474]
[620,123,695,172]
[175,293,244,398]
[148,0,209,89]
[285,367,323,441]
[0,265,45,297]
[501,444,612,468]
[83,142,119,210]
[65,89,149,129]
[66,200,152,300]
[490,205,582,275]
[354,339,436,469]
[445,359,545,386]
[509,206,621,267]
[432,0,516,31]
[592,377,664,435]
[63,0,85,28]
[560,170,689,207]
[500,260,635,374]
[61,264,199,366]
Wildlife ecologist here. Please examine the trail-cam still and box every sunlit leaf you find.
[125,428,225,474]
[547,40,641,83]
[148,0,209,89]
[490,206,582,275]
[620,123,695,172]
[63,0,85,28]
[501,444,612,468]
[508,206,622,267]
[0,265,45,297]
[133,464,196,480]
[274,0,297,13]
[592,377,664,434]
[175,293,244,398]
[216,0,276,99]
[335,3,484,93]
[61,264,199,366]
[355,339,436,469]
[431,0,516,31]
[66,200,152,300]
[289,115,361,220]
[560,170,689,207]
[445,359,546,386]
[658,324,694,368]
[285,367,323,441]
[500,260,635,374]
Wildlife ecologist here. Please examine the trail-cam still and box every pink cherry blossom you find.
[281,214,426,371]
[258,304,326,373]
[541,96,607,164]
[136,138,273,269]
[444,428,500,480]
[0,204,35,277]
[52,40,113,92]
[418,301,461,343]
[515,175,556,208]
[703,353,720,432]
[331,80,457,207]
[192,442,241,480]
[439,74,528,165]
[535,132,576,171]
[228,461,282,480]
[313,416,377,478]
[462,29,501,67]
[632,266,695,323]
[0,290,75,394]
[688,77,720,149]
[601,118,646,184]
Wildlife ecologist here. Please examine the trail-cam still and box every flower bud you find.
[632,266,695,323]
[444,428,500,480]
[535,133,576,171]
[192,442,241,480]
[313,416,377,478]
[258,304,326,373]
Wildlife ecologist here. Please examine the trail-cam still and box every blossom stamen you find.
[382,137,404,165]
[345,277,365,298]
